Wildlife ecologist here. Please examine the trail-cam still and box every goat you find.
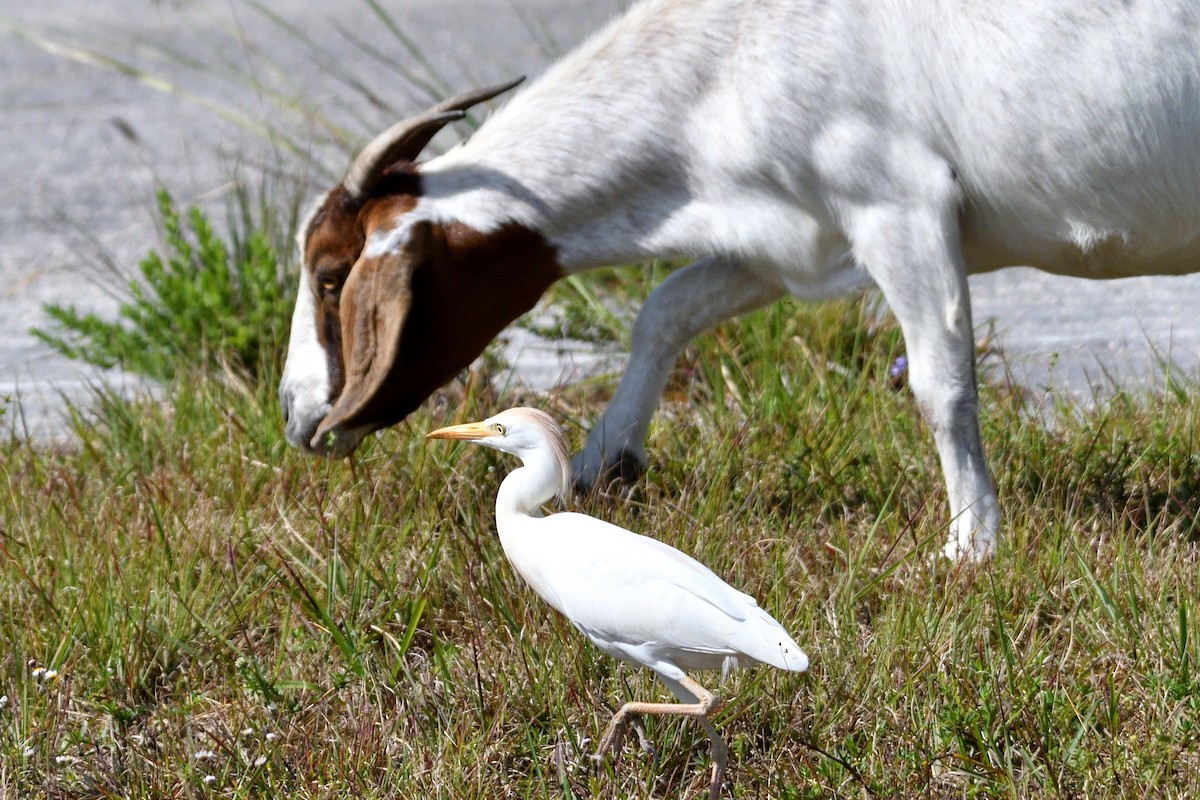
[278,0,1200,559]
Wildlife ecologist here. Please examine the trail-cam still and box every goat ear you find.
[321,221,434,432]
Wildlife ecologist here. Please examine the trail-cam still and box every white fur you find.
[279,268,332,450]
[283,0,1200,558]
[363,219,416,259]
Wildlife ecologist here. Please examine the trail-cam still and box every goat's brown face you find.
[278,77,530,456]
[279,178,562,458]
[303,187,369,403]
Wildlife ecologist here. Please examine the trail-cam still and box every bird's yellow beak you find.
[426,421,499,441]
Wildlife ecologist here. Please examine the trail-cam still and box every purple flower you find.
[889,355,908,379]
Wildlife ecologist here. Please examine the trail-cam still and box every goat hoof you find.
[940,533,997,563]
[609,448,646,484]
[572,448,646,492]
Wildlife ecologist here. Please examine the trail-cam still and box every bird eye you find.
[492,423,506,435]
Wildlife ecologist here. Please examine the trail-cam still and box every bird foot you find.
[592,715,656,765]
[631,720,657,758]
[707,763,726,800]
[592,724,624,764]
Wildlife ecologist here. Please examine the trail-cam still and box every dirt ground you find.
[3,0,1198,440]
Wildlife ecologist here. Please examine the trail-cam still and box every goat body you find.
[279,0,1200,558]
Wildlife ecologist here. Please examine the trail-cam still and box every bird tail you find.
[735,610,809,673]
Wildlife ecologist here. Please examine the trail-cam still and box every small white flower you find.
[264,732,278,742]
[31,667,45,679]
[55,755,70,765]
[253,755,267,767]
[43,669,59,681]
[193,749,217,761]
[203,775,216,785]
[0,694,8,708]
[241,727,254,737]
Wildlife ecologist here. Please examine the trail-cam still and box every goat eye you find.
[317,272,341,295]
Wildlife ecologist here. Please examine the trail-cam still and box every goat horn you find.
[344,76,526,199]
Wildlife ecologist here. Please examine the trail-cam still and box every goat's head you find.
[278,78,557,458]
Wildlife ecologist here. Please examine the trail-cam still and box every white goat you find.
[279,0,1200,559]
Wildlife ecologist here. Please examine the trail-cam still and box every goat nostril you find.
[279,388,292,423]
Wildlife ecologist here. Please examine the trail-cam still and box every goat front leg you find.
[572,255,783,489]
[846,175,1000,559]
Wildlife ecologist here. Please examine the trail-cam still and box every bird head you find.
[426,407,572,501]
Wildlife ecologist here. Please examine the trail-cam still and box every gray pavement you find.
[2,0,1199,443]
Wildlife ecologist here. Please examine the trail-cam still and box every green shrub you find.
[33,188,295,381]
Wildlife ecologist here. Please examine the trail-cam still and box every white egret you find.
[427,406,807,798]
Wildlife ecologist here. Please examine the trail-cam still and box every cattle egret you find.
[427,407,807,797]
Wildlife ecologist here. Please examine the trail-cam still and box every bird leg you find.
[695,714,729,800]
[630,719,658,757]
[593,675,727,799]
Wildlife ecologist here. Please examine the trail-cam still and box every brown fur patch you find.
[302,185,418,401]
[318,214,564,436]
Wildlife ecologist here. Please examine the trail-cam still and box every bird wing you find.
[505,512,766,659]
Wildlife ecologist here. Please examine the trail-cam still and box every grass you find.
[3,288,1200,799]
[33,188,296,383]
[5,4,1200,796]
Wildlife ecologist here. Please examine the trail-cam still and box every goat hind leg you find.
[849,193,1000,559]
[572,255,783,489]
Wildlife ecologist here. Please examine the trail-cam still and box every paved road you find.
[0,0,626,438]
[2,0,1199,441]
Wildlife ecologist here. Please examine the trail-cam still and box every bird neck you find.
[495,457,561,521]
